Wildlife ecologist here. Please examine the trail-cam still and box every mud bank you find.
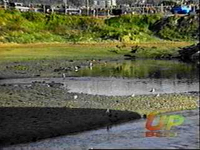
[0,107,141,147]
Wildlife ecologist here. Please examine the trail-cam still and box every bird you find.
[131,94,135,97]
[89,62,93,67]
[150,88,156,93]
[156,94,160,97]
[74,66,79,72]
[74,95,78,99]
[106,109,110,114]
[62,73,66,79]
[89,62,93,70]
[26,84,32,88]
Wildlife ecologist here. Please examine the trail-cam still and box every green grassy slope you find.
[0,9,199,44]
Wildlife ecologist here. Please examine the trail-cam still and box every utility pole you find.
[63,0,68,14]
[161,3,163,13]
[3,0,8,10]
[43,4,46,13]
[86,0,89,15]
[51,5,54,14]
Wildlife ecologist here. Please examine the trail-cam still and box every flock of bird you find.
[60,60,160,116]
[62,61,95,79]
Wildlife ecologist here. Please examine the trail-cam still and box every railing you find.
[0,3,199,16]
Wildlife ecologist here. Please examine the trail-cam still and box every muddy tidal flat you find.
[0,58,199,148]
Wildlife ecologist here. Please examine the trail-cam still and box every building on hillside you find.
[93,0,116,9]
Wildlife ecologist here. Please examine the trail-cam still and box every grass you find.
[0,10,197,60]
[0,41,192,62]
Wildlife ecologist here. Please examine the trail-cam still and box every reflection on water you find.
[66,78,199,96]
[73,59,199,79]
[68,59,199,96]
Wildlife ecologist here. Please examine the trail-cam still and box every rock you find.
[178,43,199,62]
[191,51,200,60]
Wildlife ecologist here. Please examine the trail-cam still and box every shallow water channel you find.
[4,109,199,149]
[61,59,200,96]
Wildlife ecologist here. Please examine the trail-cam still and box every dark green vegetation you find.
[152,15,199,41]
[0,9,199,43]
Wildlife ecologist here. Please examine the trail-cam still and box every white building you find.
[93,0,117,8]
[10,2,30,12]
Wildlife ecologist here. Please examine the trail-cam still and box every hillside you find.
[0,9,199,43]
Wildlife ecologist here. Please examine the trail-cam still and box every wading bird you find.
[131,94,135,97]
[62,73,66,79]
[75,66,79,72]
[150,88,156,93]
[106,109,110,114]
